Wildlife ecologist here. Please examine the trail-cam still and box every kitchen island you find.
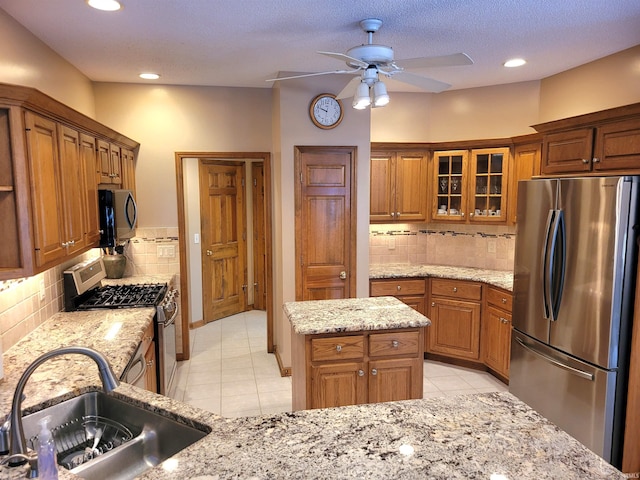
[0,297,626,479]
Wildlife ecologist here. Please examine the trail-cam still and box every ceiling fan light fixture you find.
[504,58,526,68]
[372,81,390,107]
[352,82,371,110]
[87,0,122,11]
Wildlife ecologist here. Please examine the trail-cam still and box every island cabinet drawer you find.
[369,331,421,358]
[430,279,482,301]
[311,335,364,362]
[486,286,512,311]
[370,279,426,296]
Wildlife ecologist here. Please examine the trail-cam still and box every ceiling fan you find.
[267,18,473,109]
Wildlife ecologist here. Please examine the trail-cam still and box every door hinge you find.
[299,172,303,183]
[253,178,257,187]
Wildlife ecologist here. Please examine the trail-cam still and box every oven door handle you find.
[127,355,147,386]
[161,301,179,328]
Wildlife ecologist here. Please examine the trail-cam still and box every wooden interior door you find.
[251,161,267,310]
[295,146,357,300]
[199,160,247,322]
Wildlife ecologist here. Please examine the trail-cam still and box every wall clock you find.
[309,93,344,129]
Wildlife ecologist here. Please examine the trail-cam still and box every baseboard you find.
[274,344,292,377]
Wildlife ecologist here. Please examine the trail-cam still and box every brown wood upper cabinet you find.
[432,147,509,223]
[98,139,122,185]
[0,82,139,280]
[535,104,640,176]
[370,150,427,223]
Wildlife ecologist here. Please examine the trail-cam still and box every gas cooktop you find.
[76,283,167,309]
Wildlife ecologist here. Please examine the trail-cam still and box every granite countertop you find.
[0,276,626,479]
[284,296,432,335]
[370,263,514,291]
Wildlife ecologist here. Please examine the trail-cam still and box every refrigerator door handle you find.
[542,209,566,321]
[542,210,555,320]
[515,337,594,381]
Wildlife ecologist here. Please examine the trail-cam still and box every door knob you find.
[206,250,213,256]
[339,271,347,280]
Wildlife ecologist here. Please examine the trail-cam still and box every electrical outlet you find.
[388,236,396,250]
[157,245,176,258]
[487,239,497,254]
[39,279,45,302]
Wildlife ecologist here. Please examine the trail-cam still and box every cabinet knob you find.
[392,340,399,348]
[593,157,600,163]
[500,317,508,324]
[335,345,342,353]
[453,287,458,293]
[431,302,435,307]
[582,158,589,164]
[501,298,507,304]
[396,212,400,217]
[396,285,401,291]
[358,369,364,377]
[146,360,154,367]
[371,369,378,376]
[390,212,395,218]
[461,212,465,217]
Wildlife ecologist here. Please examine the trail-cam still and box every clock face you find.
[310,94,343,129]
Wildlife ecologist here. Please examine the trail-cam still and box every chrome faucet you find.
[3,346,119,466]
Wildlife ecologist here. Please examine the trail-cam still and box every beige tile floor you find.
[170,310,508,417]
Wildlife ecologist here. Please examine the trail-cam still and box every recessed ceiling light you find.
[87,0,122,12]
[139,73,160,80]
[504,58,526,68]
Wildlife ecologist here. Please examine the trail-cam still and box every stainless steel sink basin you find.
[21,391,208,479]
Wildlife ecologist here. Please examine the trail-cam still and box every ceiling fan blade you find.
[336,77,361,100]
[386,71,451,93]
[394,53,473,70]
[266,70,352,82]
[318,51,369,69]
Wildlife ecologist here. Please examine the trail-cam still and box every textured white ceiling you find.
[1,0,639,92]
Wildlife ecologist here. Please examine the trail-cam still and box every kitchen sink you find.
[21,391,208,479]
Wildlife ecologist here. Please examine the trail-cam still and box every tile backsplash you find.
[370,223,516,272]
[0,227,180,354]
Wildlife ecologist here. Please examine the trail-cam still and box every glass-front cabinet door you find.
[469,147,509,223]
[433,150,468,222]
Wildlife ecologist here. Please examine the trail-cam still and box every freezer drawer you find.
[509,330,619,464]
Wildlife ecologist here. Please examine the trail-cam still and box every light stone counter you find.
[284,296,431,335]
[370,263,514,291]
[0,278,626,479]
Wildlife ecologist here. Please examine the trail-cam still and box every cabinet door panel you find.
[595,118,640,171]
[395,153,427,221]
[369,358,423,403]
[370,153,394,222]
[483,305,511,378]
[429,297,481,360]
[58,125,87,255]
[25,112,65,267]
[542,128,594,174]
[311,362,366,409]
[80,133,100,245]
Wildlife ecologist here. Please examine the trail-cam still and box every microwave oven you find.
[98,189,138,247]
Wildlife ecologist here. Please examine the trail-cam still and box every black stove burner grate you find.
[77,283,167,309]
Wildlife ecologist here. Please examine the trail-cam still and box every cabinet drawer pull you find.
[335,345,342,353]
[358,369,364,377]
[392,340,399,348]
[371,369,378,376]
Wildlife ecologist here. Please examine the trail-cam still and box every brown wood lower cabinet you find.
[483,286,513,380]
[292,328,424,411]
[427,279,482,361]
[141,321,158,393]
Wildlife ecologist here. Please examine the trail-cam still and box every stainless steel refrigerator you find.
[510,176,640,468]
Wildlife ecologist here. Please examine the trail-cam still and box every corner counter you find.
[370,263,514,291]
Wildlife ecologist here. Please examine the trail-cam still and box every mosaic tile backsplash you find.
[370,223,516,272]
